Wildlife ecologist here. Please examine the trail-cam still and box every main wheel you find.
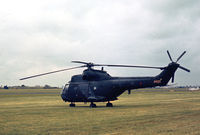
[106,102,113,107]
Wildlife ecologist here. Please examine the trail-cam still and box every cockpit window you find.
[61,84,69,95]
[64,83,69,89]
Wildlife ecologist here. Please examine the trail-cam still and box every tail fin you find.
[155,63,179,86]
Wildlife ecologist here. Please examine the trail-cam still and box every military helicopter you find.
[20,51,190,107]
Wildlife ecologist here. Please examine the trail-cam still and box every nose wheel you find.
[69,102,75,107]
[106,101,113,107]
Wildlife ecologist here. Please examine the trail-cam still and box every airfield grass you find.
[0,89,200,135]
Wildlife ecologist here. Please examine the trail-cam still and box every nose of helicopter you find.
[61,87,68,101]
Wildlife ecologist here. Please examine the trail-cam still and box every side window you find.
[64,84,69,89]
[74,86,78,90]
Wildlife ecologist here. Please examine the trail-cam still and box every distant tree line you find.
[0,85,60,89]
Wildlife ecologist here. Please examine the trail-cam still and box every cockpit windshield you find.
[61,84,69,95]
[64,83,69,89]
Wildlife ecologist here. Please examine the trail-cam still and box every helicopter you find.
[20,51,190,108]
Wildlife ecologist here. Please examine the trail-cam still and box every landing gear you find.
[69,102,75,107]
[106,101,113,107]
[90,102,96,108]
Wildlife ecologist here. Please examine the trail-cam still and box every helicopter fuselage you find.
[61,76,155,102]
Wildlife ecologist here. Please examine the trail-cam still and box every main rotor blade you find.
[20,65,85,80]
[176,51,186,62]
[167,50,173,62]
[71,61,89,65]
[71,61,165,69]
[94,64,165,70]
[179,65,190,72]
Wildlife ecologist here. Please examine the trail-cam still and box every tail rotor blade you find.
[176,51,186,62]
[179,65,190,72]
[172,73,175,83]
[167,50,173,62]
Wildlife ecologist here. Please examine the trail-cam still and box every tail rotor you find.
[166,50,190,83]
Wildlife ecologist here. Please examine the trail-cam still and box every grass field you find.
[0,88,200,135]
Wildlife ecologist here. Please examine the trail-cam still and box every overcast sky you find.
[0,0,200,87]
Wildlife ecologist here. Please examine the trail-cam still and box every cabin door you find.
[79,83,89,98]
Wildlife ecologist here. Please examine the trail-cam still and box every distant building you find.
[4,85,9,89]
[189,87,200,91]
